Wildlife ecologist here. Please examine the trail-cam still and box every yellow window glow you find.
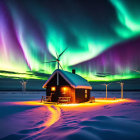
[85,93,87,98]
[62,87,67,94]
[51,87,56,91]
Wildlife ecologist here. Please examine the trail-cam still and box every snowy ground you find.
[0,91,140,140]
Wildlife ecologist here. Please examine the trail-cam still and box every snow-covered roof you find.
[43,69,92,89]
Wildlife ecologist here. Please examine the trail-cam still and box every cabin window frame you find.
[85,89,87,98]
[61,87,68,94]
[51,86,56,91]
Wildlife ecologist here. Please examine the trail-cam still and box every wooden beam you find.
[57,72,59,85]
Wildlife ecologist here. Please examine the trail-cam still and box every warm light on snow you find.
[1,92,140,140]
[13,98,133,109]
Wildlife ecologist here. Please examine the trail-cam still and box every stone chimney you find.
[72,69,76,74]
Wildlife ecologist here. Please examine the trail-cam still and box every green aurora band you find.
[0,0,140,81]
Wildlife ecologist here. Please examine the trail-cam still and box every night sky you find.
[0,0,140,81]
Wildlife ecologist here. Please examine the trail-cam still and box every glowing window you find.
[85,93,87,98]
[51,87,56,91]
[62,87,67,94]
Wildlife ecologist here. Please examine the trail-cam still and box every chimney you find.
[72,69,76,74]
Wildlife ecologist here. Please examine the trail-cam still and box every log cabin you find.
[42,69,92,103]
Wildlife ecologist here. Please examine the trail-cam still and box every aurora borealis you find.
[0,0,140,81]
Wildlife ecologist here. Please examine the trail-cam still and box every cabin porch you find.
[41,96,71,104]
